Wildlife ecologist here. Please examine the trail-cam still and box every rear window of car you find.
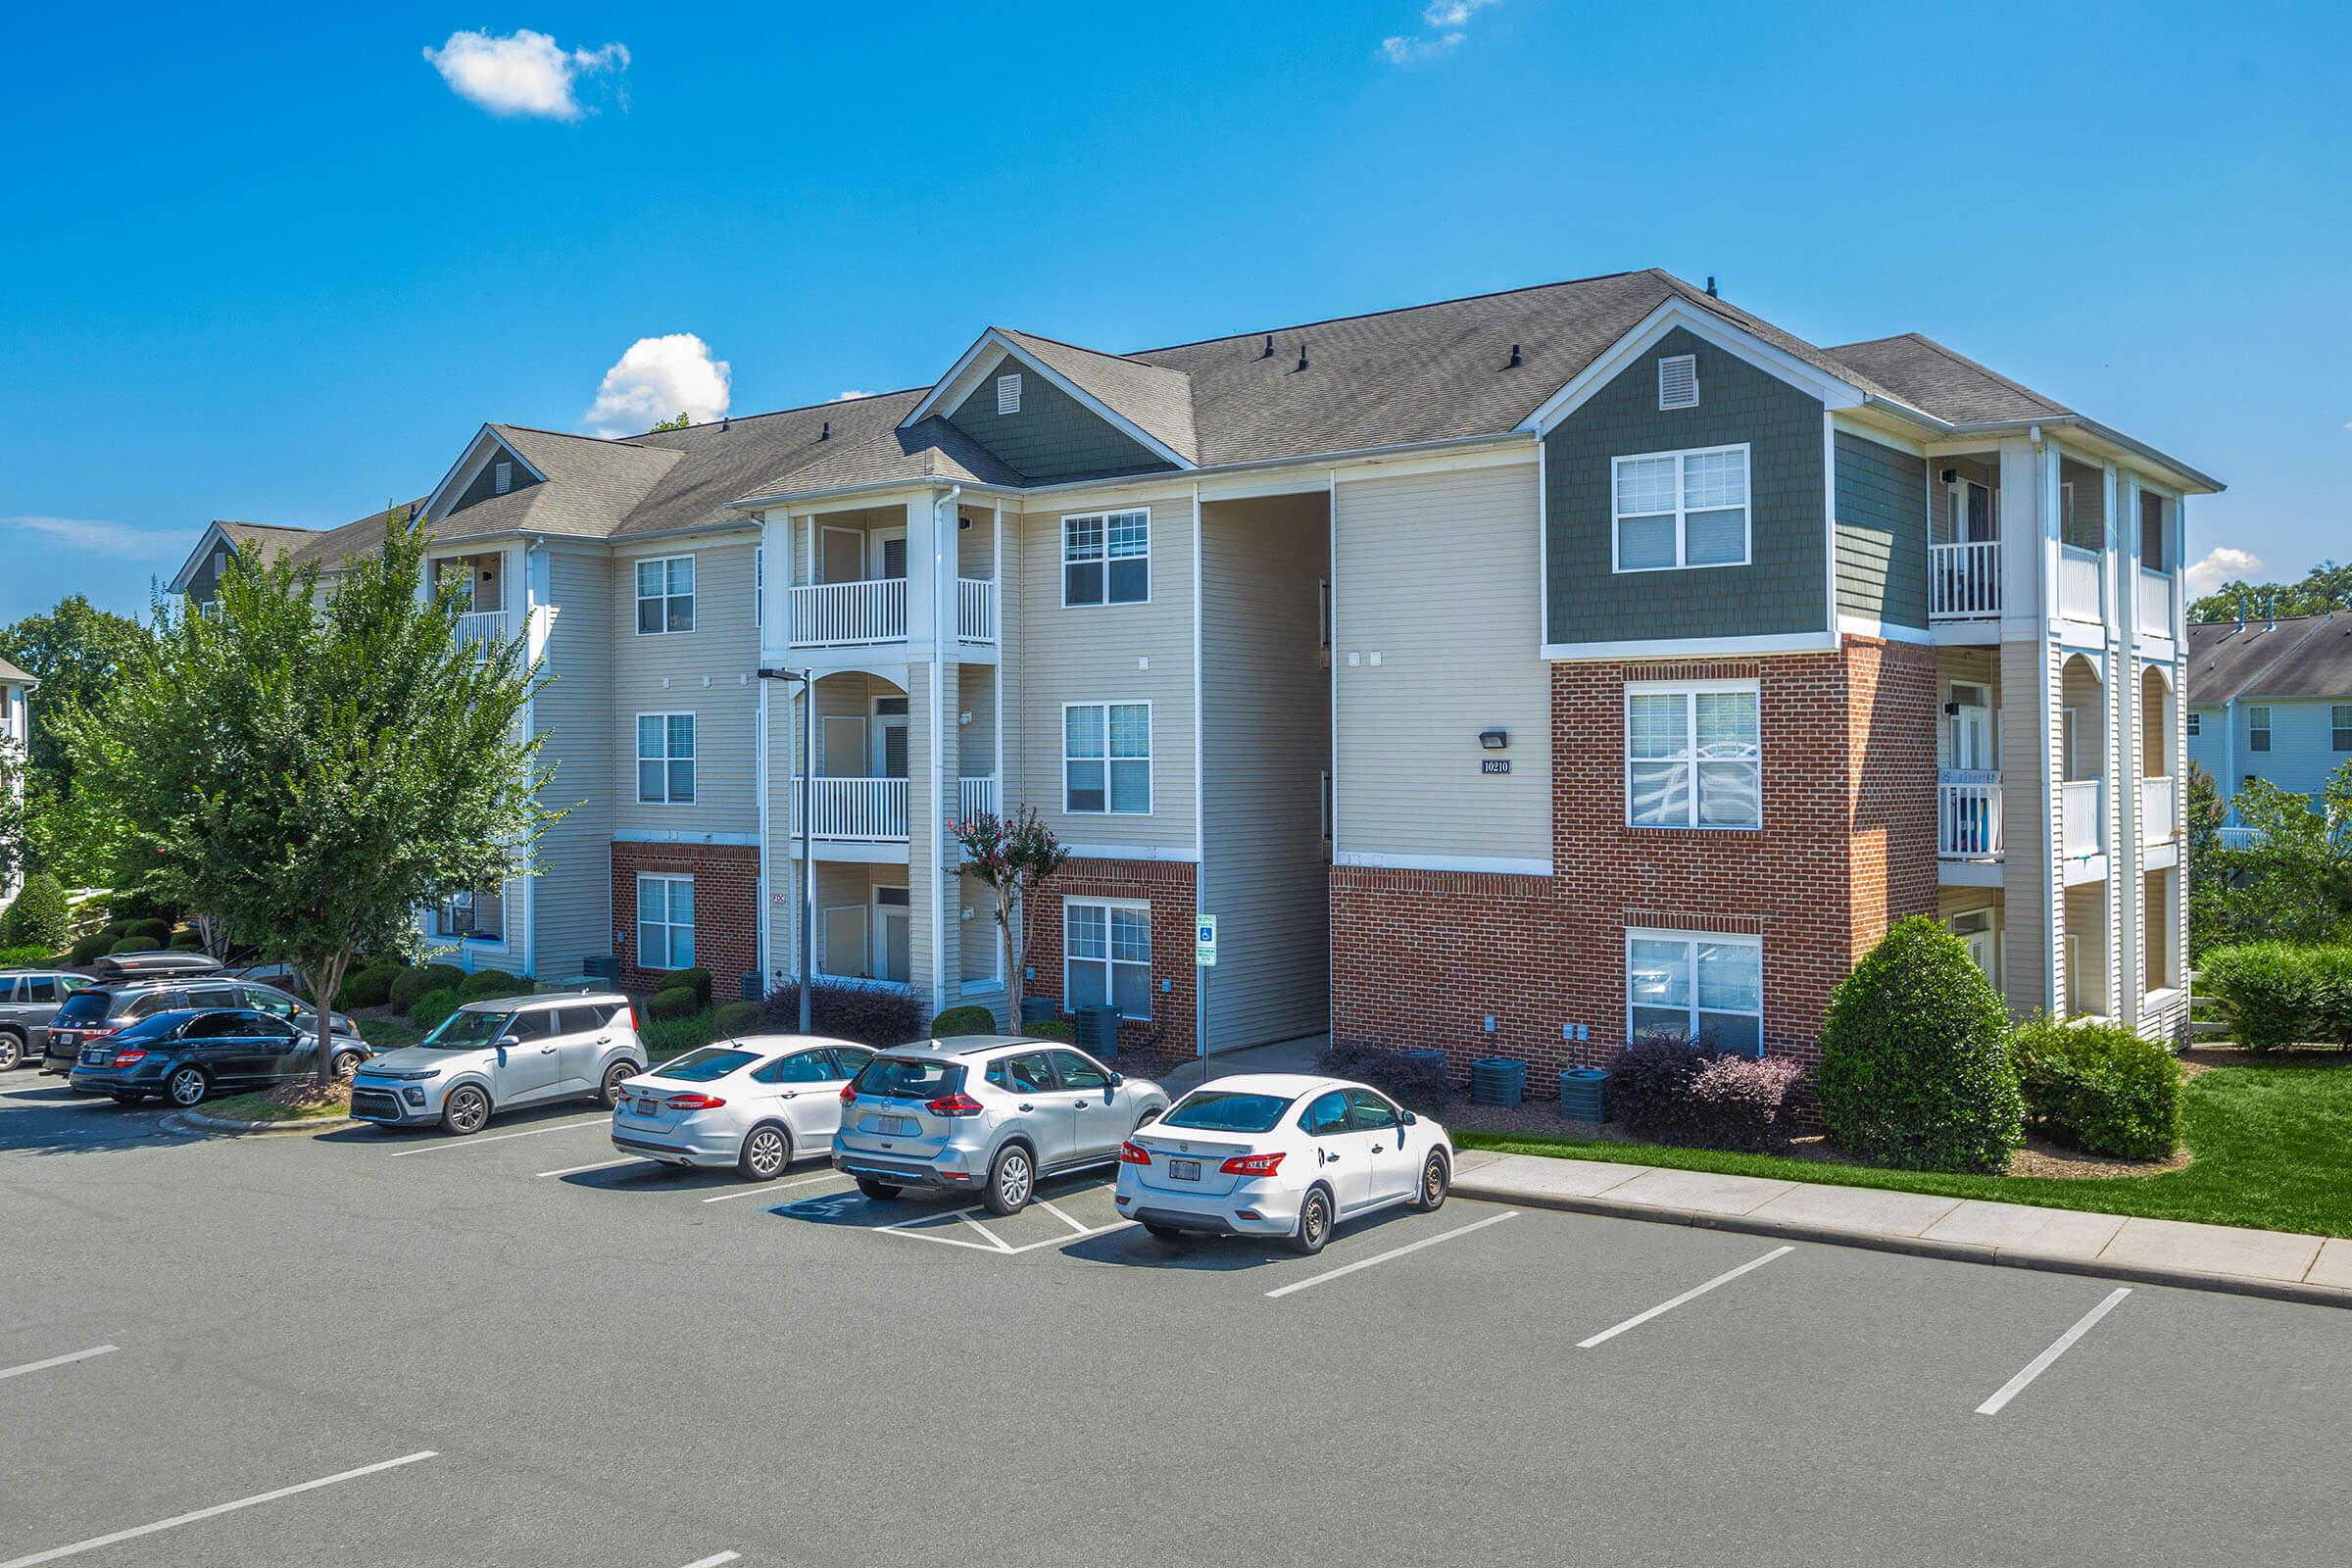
[114,1011,191,1044]
[852,1056,964,1100]
[53,991,114,1025]
[1159,1090,1295,1134]
[657,1048,758,1083]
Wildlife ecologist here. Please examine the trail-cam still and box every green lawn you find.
[1456,1057,2352,1239]
[203,1089,351,1123]
[357,1015,425,1050]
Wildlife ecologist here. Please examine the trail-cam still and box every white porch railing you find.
[788,777,908,841]
[1929,541,2001,619]
[2063,778,2105,857]
[790,579,907,647]
[2219,824,2258,851]
[956,578,998,642]
[454,608,508,658]
[956,775,999,826]
[2142,775,2178,843]
[2059,545,2103,622]
[2136,567,2175,633]
[1937,769,2003,858]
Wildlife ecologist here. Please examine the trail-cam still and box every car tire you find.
[1143,1222,1188,1244]
[984,1143,1036,1216]
[439,1084,492,1136]
[855,1177,903,1200]
[110,1093,147,1104]
[595,1060,635,1108]
[1409,1150,1450,1211]
[331,1052,364,1081]
[737,1122,792,1182]
[1289,1187,1334,1256]
[165,1066,209,1109]
[0,1032,23,1070]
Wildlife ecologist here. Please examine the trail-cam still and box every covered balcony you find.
[1928,454,2001,622]
[2059,652,2107,879]
[779,502,998,651]
[436,550,510,659]
[1936,656,2003,880]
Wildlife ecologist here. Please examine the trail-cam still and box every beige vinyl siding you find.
[958,871,1004,989]
[532,547,615,977]
[1011,494,1196,856]
[960,665,999,778]
[1334,461,1550,869]
[1200,492,1331,1049]
[610,538,761,837]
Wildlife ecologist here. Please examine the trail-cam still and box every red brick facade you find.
[1019,858,1197,1057]
[610,841,760,998]
[1331,635,1937,1080]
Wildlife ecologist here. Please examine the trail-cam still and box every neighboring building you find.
[0,655,32,902]
[168,269,2217,1066]
[2187,611,2352,824]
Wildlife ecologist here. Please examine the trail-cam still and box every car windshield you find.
[419,1008,513,1049]
[113,1011,191,1044]
[53,991,114,1025]
[653,1048,758,1083]
[1158,1089,1295,1134]
[852,1057,963,1099]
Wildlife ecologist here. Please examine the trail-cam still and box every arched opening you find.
[2059,653,2106,859]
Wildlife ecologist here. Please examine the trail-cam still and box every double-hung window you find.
[637,874,695,971]
[1066,899,1151,1019]
[1612,445,1750,571]
[635,556,695,634]
[1064,703,1150,813]
[1627,929,1763,1054]
[1063,510,1149,605]
[1627,681,1760,828]
[637,712,696,804]
[2333,706,2352,752]
[2248,705,2272,753]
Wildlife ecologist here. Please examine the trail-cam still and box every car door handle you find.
[1017,1102,1035,1112]
[1371,1145,1385,1152]
[539,1046,557,1054]
[595,1036,611,1045]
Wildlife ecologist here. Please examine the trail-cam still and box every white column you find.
[2115,469,2143,1026]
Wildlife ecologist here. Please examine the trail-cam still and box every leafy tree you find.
[2192,769,2352,952]
[2188,559,2352,624]
[948,806,1069,1019]
[649,412,693,432]
[58,507,554,1085]
[0,869,70,950]
[0,596,148,800]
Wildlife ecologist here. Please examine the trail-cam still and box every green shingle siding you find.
[1544,327,1827,645]
[1833,430,1928,626]
[450,449,537,514]
[947,353,1173,484]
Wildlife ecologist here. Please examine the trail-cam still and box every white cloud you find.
[1379,0,1498,64]
[422,28,628,121]
[584,334,731,436]
[5,514,182,559]
[1421,0,1500,24]
[829,389,876,403]
[1377,31,1463,64]
[2184,546,2263,594]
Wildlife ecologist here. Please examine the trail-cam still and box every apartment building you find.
[1,656,32,902]
[169,270,2216,1068]
[2187,612,2352,839]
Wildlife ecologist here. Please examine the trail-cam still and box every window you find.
[637,874,695,971]
[1049,1051,1110,1092]
[1065,899,1151,1019]
[2185,711,2201,738]
[494,461,513,495]
[1062,510,1149,605]
[1656,354,1698,411]
[1064,703,1150,813]
[435,889,500,942]
[2334,707,2352,752]
[635,556,696,635]
[997,372,1022,415]
[1626,682,1760,829]
[1346,1088,1400,1131]
[1298,1090,1349,1137]
[637,713,696,804]
[1613,445,1748,571]
[986,1052,1056,1095]
[1627,930,1763,1055]
[2248,706,2272,753]
[755,1050,839,1085]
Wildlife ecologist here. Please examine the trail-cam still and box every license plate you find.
[634,1099,662,1115]
[1169,1158,1201,1182]
[865,1114,916,1136]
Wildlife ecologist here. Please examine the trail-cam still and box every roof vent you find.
[1296,343,1308,371]
[720,416,730,433]
[1705,275,1719,298]
[1260,334,1274,360]
[1657,354,1699,411]
[997,372,1022,415]
[820,420,830,441]
[1505,343,1523,369]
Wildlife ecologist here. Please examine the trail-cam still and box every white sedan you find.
[611,1036,875,1180]
[1113,1073,1452,1254]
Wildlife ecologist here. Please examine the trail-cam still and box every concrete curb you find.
[177,1108,358,1137]
[1451,1174,2352,1312]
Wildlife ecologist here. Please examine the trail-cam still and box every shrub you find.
[2010,1014,2182,1160]
[410,989,464,1032]
[391,963,466,1014]
[107,938,161,956]
[640,1011,717,1062]
[336,959,404,1009]
[169,931,205,951]
[647,986,703,1022]
[1816,915,2023,1173]
[0,873,72,951]
[668,966,714,1007]
[2197,941,2345,1052]
[930,1004,998,1038]
[68,931,113,965]
[713,1001,760,1038]
[0,943,60,967]
[1025,1018,1076,1043]
[121,917,172,944]
[456,968,522,1001]
[1319,1042,1452,1111]
[1609,1039,1807,1152]
[756,979,927,1048]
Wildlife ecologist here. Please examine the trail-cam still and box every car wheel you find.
[1409,1150,1450,1211]
[1143,1222,1188,1244]
[855,1177,903,1200]
[737,1123,792,1182]
[0,1033,22,1070]
[332,1053,363,1081]
[595,1061,634,1108]
[439,1084,491,1136]
[110,1093,148,1104]
[984,1143,1035,1216]
[1289,1187,1334,1256]
[165,1066,209,1108]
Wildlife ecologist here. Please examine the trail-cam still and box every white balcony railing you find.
[2142,775,2178,844]
[786,577,999,647]
[2058,545,2103,622]
[1929,541,2001,620]
[957,578,998,643]
[2136,567,2175,633]
[454,608,508,659]
[788,777,908,841]
[2063,778,2105,858]
[1937,770,2003,858]
[956,775,999,826]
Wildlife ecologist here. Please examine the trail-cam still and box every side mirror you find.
[1107,1071,1125,1087]
[1401,1111,1419,1126]
[496,1035,520,1051]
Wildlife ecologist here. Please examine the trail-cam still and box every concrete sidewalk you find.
[1452,1148,2352,1309]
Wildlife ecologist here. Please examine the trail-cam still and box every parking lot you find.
[5,1074,2349,1568]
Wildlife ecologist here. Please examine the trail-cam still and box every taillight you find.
[1118,1140,1152,1165]
[926,1093,985,1118]
[664,1094,725,1110]
[1220,1151,1285,1178]
[112,1050,147,1066]
[84,1027,118,1040]
[840,1082,858,1103]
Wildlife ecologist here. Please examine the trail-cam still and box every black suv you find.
[41,977,359,1076]
[67,1008,370,1107]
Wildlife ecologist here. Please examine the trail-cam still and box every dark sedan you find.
[67,1008,370,1108]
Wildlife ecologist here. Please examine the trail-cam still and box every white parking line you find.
[386,1117,607,1155]
[535,1156,642,1179]
[1002,1218,1135,1254]
[702,1170,844,1202]
[0,1449,437,1568]
[674,1554,740,1568]
[0,1345,118,1383]
[959,1217,1016,1253]
[1975,1287,2132,1416]
[1577,1246,1794,1348]
[1037,1199,1095,1236]
[1264,1210,1520,1299]
[877,1205,1001,1251]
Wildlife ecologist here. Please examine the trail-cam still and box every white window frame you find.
[2185,710,2201,738]
[1624,678,1761,830]
[1656,353,1698,411]
[2333,706,2352,753]
[435,887,504,944]
[636,873,695,972]
[1064,896,1152,1021]
[634,554,697,636]
[1062,701,1152,815]
[1610,443,1751,573]
[636,711,697,805]
[1624,927,1764,1055]
[2247,705,2272,754]
[1061,509,1151,607]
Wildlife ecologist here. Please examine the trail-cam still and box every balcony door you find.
[873,887,911,984]
[872,696,908,780]
[1948,684,1995,772]
[819,526,864,585]
[875,527,907,581]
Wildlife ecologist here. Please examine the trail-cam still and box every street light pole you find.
[759,664,816,1035]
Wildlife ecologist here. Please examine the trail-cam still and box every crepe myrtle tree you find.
[59,506,556,1086]
[948,806,1069,1020]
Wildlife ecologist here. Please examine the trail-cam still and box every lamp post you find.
[758,665,817,1034]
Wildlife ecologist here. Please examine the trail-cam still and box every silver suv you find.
[349,993,643,1135]
[0,971,97,1069]
[831,1036,1168,1215]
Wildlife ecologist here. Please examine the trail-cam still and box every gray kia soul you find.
[349,993,644,1135]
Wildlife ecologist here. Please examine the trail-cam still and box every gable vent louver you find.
[997,372,1022,416]
[1657,354,1698,411]
[494,460,513,495]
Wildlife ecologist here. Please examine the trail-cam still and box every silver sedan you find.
[611,1036,875,1180]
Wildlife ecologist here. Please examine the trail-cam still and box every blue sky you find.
[3,1,2345,622]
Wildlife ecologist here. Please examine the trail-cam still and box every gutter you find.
[1871,399,2226,497]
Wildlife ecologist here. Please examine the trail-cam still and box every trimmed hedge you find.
[1611,1039,1807,1152]
[1817,915,2024,1173]
[336,958,404,1009]
[647,986,703,1022]
[0,873,72,951]
[1025,1018,1076,1043]
[668,966,714,1007]
[410,989,464,1032]
[1319,1042,1451,1111]
[0,943,61,968]
[456,968,521,1001]
[121,917,172,944]
[391,964,466,1014]
[169,931,205,951]
[930,1004,998,1038]
[2010,1015,2182,1160]
[640,1012,716,1061]
[68,931,113,965]
[755,979,926,1048]
[107,938,162,956]
[713,1001,760,1038]
[2198,941,2352,1052]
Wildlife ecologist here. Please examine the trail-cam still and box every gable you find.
[448,443,543,515]
[944,353,1174,485]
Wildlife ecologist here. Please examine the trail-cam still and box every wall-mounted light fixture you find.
[1479,729,1509,751]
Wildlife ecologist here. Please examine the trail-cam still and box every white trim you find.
[612,828,760,847]
[1837,613,1934,644]
[420,425,546,524]
[166,520,238,597]
[634,710,698,805]
[1059,507,1152,607]
[1543,631,1838,661]
[1190,481,1205,1057]
[1061,700,1152,815]
[1062,895,1153,1022]
[1325,443,1539,485]
[1333,851,1552,876]
[1624,925,1765,1053]
[635,872,696,972]
[1829,411,1927,457]
[1518,298,1875,437]
[632,554,698,637]
[1624,679,1762,831]
[1610,443,1752,573]
[897,328,1196,471]
[1062,842,1198,862]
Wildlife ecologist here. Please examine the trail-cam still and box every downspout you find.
[519,535,543,980]
[755,514,771,987]
[933,486,960,1011]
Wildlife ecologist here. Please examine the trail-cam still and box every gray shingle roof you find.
[216,521,320,555]
[1820,333,2072,425]
[2189,613,2352,703]
[0,655,33,686]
